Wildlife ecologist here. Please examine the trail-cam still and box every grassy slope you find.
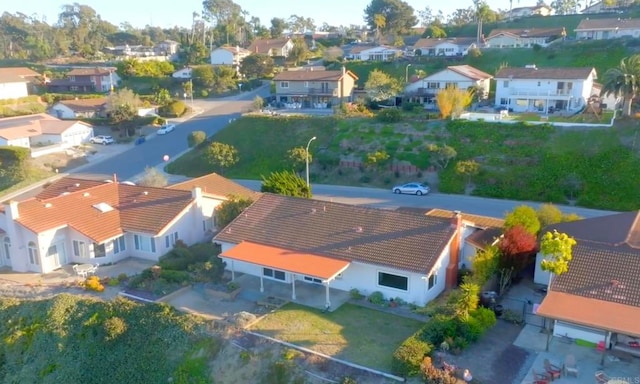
[0,294,214,384]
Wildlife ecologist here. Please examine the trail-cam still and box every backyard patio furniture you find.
[532,369,551,383]
[543,359,562,380]
[563,354,579,377]
[595,370,610,384]
[73,263,96,278]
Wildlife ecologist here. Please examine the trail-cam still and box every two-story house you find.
[48,68,120,93]
[582,0,633,14]
[509,4,554,18]
[412,37,477,57]
[210,46,252,72]
[494,65,597,113]
[0,173,259,273]
[247,38,294,57]
[575,18,640,40]
[273,67,358,108]
[485,28,565,48]
[404,65,493,108]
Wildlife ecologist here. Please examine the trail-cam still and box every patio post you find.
[600,331,610,366]
[545,320,551,352]
[260,276,264,293]
[324,282,331,309]
[230,260,235,281]
[291,274,297,300]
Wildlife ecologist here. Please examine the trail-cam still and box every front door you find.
[47,243,67,268]
[2,237,10,266]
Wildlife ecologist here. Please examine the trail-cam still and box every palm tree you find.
[603,54,640,117]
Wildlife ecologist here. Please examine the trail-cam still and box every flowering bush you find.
[84,276,105,292]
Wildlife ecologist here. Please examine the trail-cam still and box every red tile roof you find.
[576,17,640,31]
[58,97,108,112]
[0,67,40,78]
[487,28,565,39]
[0,114,89,140]
[247,38,291,54]
[15,183,194,242]
[169,173,261,200]
[214,194,456,274]
[447,65,493,81]
[425,208,504,229]
[36,177,111,200]
[273,70,358,82]
[66,67,114,76]
[221,241,350,280]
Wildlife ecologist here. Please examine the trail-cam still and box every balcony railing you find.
[508,89,573,97]
[307,87,334,95]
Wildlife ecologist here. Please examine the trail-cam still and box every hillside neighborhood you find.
[1,0,640,383]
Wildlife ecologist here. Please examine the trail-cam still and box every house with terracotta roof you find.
[346,45,403,61]
[273,67,358,107]
[210,46,251,70]
[0,114,94,156]
[575,17,640,40]
[247,38,294,57]
[509,4,554,18]
[48,67,120,93]
[581,0,632,14]
[49,97,109,119]
[494,65,597,113]
[485,28,566,48]
[213,194,482,308]
[412,37,478,57]
[404,65,493,107]
[0,67,41,99]
[535,212,640,348]
[0,174,258,273]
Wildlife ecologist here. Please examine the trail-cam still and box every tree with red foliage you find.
[499,225,539,272]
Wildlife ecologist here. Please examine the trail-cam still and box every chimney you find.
[192,187,202,200]
[112,173,118,183]
[342,66,346,76]
[445,211,463,289]
[7,201,19,220]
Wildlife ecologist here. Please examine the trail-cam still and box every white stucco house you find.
[210,46,251,69]
[405,65,493,107]
[412,37,477,57]
[213,194,503,309]
[509,5,554,18]
[247,38,294,57]
[347,45,403,61]
[0,114,94,157]
[494,65,597,113]
[50,98,109,119]
[536,212,640,350]
[0,173,259,273]
[485,28,565,48]
[0,75,29,100]
[575,17,640,40]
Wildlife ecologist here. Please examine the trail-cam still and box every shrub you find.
[470,306,497,330]
[159,270,191,284]
[159,100,187,117]
[107,278,121,287]
[421,356,457,384]
[159,247,195,271]
[341,377,357,384]
[200,89,209,97]
[391,334,433,376]
[188,131,207,147]
[402,102,422,112]
[349,288,364,300]
[84,276,105,292]
[117,273,129,281]
[103,316,127,341]
[377,108,402,123]
[368,291,385,305]
[227,281,240,291]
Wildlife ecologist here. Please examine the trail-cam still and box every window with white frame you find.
[134,235,156,253]
[503,80,509,88]
[113,236,126,254]
[378,271,408,291]
[46,245,57,258]
[3,237,10,260]
[165,232,179,248]
[304,81,309,88]
[445,82,457,89]
[73,240,88,258]
[280,81,289,88]
[427,82,439,89]
[500,98,509,105]
[428,273,437,289]
[28,241,40,265]
[263,267,285,281]
[93,243,106,258]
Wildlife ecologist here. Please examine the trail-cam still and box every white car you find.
[90,135,114,145]
[157,124,175,135]
[392,183,431,196]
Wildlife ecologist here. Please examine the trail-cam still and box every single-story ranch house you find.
[213,194,503,308]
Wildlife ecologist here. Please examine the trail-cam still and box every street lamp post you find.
[405,63,412,83]
[305,136,317,188]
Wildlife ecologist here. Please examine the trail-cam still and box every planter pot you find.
[493,304,504,317]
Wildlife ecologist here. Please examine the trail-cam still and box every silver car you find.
[157,124,175,135]
[392,183,430,196]
[90,135,114,145]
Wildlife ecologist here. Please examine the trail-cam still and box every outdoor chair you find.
[563,354,579,377]
[543,359,561,380]
[595,371,610,384]
[88,263,99,275]
[531,369,550,384]
[72,265,87,278]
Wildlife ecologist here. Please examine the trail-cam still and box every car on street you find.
[157,124,175,135]
[89,135,114,145]
[392,182,430,196]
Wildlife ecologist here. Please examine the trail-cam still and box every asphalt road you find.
[73,87,270,181]
[234,180,615,219]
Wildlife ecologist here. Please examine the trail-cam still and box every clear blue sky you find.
[6,0,515,29]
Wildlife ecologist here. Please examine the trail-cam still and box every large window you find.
[28,241,40,265]
[428,273,437,290]
[113,236,126,254]
[280,81,289,88]
[165,232,179,248]
[93,243,106,258]
[3,237,10,260]
[134,235,156,253]
[73,240,88,258]
[378,272,408,291]
[263,268,285,281]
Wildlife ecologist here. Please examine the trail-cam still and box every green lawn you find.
[250,303,423,371]
[0,168,54,199]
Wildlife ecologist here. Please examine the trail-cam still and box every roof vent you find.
[59,192,70,196]
[143,191,149,196]
[75,183,80,187]
[83,192,90,197]
[323,205,326,212]
[611,280,624,289]
[355,226,363,233]
[311,208,317,213]
[44,203,53,208]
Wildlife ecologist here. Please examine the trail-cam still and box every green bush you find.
[200,89,209,98]
[402,102,422,112]
[158,247,194,271]
[368,291,385,305]
[391,333,432,377]
[349,288,364,300]
[377,108,402,123]
[188,131,207,148]
[159,100,187,117]
[159,270,191,284]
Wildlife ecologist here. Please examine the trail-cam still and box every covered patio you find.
[221,242,352,312]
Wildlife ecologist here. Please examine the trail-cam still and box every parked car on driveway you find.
[89,135,114,145]
[157,124,175,135]
[392,182,430,196]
